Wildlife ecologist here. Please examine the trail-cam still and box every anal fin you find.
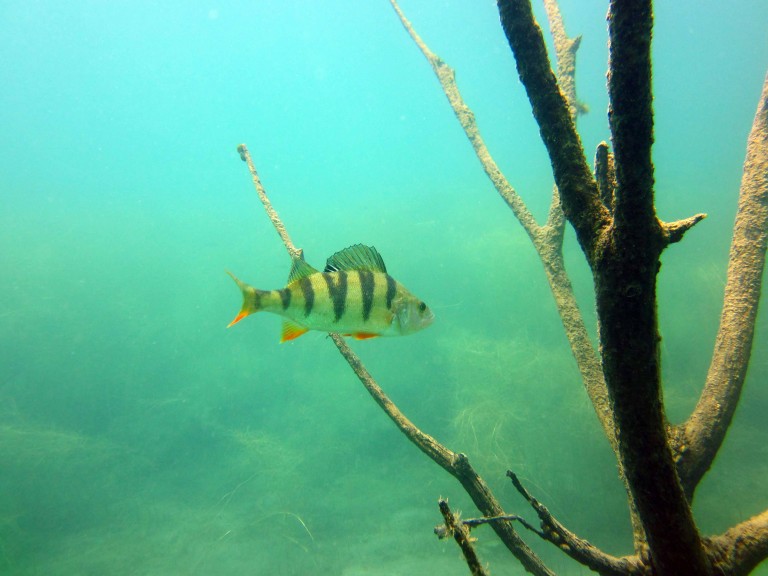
[348,332,379,340]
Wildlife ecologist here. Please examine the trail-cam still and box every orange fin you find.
[227,310,248,328]
[281,320,309,342]
[352,332,379,340]
[226,270,260,328]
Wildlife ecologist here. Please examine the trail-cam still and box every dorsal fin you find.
[287,257,319,283]
[324,244,387,273]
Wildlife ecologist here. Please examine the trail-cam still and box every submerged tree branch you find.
[387,0,538,237]
[507,471,645,576]
[235,143,554,576]
[662,213,707,245]
[497,1,711,573]
[236,144,302,261]
[707,509,768,576]
[676,73,768,498]
[607,0,656,231]
[436,499,489,576]
[594,141,616,212]
[542,0,587,118]
[497,0,610,261]
[331,336,554,576]
[389,0,618,465]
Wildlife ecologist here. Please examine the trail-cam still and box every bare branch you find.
[236,144,302,261]
[542,0,587,236]
[594,141,616,213]
[498,1,711,573]
[543,0,588,118]
[436,499,489,576]
[507,471,644,576]
[607,1,656,231]
[387,0,540,239]
[334,333,554,574]
[662,213,707,245]
[706,509,768,576]
[329,334,454,467]
[497,0,610,261]
[676,72,768,497]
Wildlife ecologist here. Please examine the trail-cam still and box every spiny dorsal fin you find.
[287,257,319,283]
[324,244,387,273]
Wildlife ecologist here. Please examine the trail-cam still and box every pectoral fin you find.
[281,320,309,342]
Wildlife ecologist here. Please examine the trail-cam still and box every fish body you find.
[228,244,433,342]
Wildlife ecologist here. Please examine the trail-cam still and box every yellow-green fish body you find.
[228,245,433,342]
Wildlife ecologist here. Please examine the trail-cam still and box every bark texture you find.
[388,0,619,462]
[497,0,711,573]
[497,0,610,260]
[387,0,768,573]
[675,74,768,498]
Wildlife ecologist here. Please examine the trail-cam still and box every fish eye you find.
[418,301,426,312]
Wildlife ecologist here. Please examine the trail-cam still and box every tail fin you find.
[226,270,261,327]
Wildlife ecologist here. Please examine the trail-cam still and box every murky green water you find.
[2,1,767,574]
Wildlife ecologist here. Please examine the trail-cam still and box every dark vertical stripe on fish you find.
[358,270,375,321]
[279,288,291,310]
[253,290,262,311]
[323,271,348,322]
[299,277,314,317]
[385,274,396,310]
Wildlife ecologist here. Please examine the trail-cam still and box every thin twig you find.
[440,513,544,538]
[387,0,540,239]
[507,471,644,576]
[437,499,489,576]
[236,144,302,261]
[330,335,553,575]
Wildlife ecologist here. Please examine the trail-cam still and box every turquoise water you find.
[2,1,767,574]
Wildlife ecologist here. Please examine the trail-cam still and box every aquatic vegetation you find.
[251,511,315,553]
[0,420,139,572]
[0,422,91,462]
[227,427,304,478]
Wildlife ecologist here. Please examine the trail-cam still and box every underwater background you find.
[2,1,768,574]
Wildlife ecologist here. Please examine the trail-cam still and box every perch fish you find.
[227,244,434,342]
